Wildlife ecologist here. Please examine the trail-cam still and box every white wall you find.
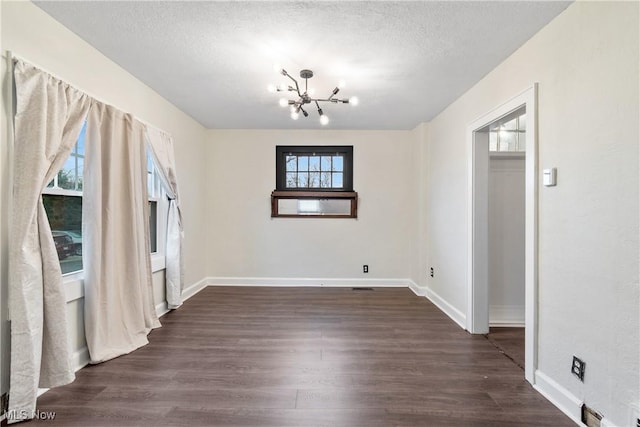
[488,155,525,326]
[205,129,418,283]
[419,1,639,425]
[0,0,209,390]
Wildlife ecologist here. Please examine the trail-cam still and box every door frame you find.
[466,84,538,384]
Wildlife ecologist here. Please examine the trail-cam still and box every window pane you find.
[321,172,331,188]
[277,198,352,216]
[298,172,309,187]
[275,145,353,192]
[309,156,320,172]
[76,122,86,155]
[286,155,297,172]
[517,131,526,151]
[519,113,527,131]
[321,156,332,171]
[298,156,308,171]
[286,172,297,188]
[298,199,320,213]
[489,132,498,151]
[58,157,77,190]
[332,172,343,188]
[149,200,157,253]
[43,195,83,274]
[76,157,84,191]
[309,172,320,187]
[503,117,517,130]
[332,156,343,172]
[499,131,517,151]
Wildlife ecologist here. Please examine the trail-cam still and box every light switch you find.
[543,168,557,186]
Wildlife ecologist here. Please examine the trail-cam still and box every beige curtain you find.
[83,103,160,363]
[145,127,184,309]
[8,60,91,423]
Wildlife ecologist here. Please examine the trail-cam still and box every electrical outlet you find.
[363,265,368,273]
[429,267,434,278]
[571,356,586,381]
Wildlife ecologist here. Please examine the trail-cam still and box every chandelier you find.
[268,68,358,125]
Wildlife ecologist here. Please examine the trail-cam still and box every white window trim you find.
[150,190,168,273]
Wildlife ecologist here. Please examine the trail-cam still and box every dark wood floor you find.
[32,287,572,426]
[486,327,526,370]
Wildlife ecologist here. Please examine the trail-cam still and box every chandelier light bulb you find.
[267,84,276,93]
[338,80,346,89]
[279,98,288,107]
[291,111,300,120]
[320,115,329,126]
[349,96,359,106]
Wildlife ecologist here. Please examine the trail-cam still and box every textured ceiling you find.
[34,1,571,130]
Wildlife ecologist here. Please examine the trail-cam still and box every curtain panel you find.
[146,127,184,309]
[8,60,91,423]
[8,59,175,422]
[83,103,161,363]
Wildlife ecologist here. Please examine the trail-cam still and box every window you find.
[272,145,357,218]
[146,152,168,257]
[489,108,526,152]
[42,124,168,275]
[43,122,86,274]
[275,145,353,191]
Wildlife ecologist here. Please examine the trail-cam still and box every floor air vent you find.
[352,287,374,291]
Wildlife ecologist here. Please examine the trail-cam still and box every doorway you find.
[466,86,538,384]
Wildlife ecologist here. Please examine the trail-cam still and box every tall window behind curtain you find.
[8,60,90,423]
[146,127,184,309]
[83,103,160,363]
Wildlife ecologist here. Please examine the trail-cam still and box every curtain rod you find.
[5,50,173,139]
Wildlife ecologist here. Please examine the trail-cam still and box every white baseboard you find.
[423,285,466,329]
[407,280,427,297]
[71,346,90,372]
[489,305,525,327]
[533,370,583,425]
[207,277,409,288]
[155,301,169,317]
[182,277,209,301]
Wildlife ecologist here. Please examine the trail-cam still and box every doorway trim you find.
[466,84,538,384]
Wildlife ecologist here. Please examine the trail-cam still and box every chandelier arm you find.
[284,74,302,96]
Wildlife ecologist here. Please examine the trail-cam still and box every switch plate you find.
[543,168,557,186]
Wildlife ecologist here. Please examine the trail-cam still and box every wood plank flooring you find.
[486,327,526,370]
[31,287,573,426]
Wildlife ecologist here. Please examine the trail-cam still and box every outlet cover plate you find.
[572,356,586,381]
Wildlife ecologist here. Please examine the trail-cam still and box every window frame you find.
[272,145,357,218]
[43,141,170,295]
[147,151,168,271]
[275,145,354,192]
